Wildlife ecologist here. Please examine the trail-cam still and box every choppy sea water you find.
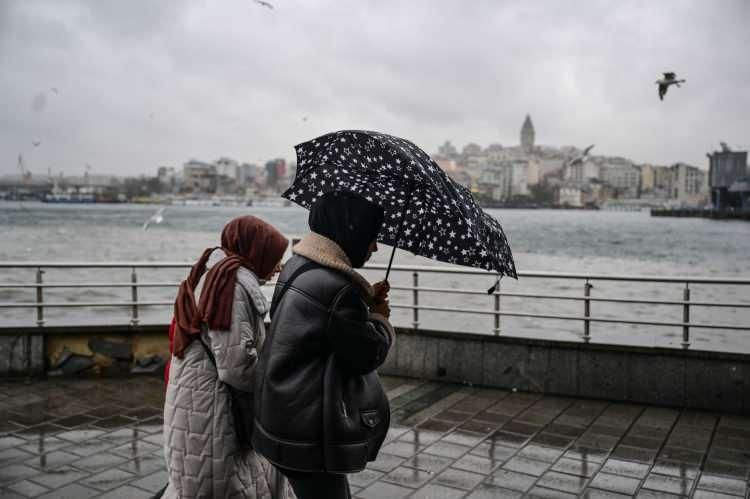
[2,202,749,352]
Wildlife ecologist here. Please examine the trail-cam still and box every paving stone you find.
[582,489,632,499]
[357,480,413,498]
[641,473,693,495]
[380,440,422,459]
[6,479,49,497]
[367,453,404,473]
[0,446,34,466]
[526,486,578,498]
[382,466,432,489]
[452,453,498,475]
[24,465,87,489]
[412,483,468,498]
[485,469,537,492]
[350,468,384,488]
[442,430,485,448]
[0,463,38,482]
[95,485,153,499]
[502,456,551,476]
[130,469,168,492]
[692,490,744,499]
[563,444,610,464]
[423,441,471,459]
[35,482,98,499]
[433,467,484,490]
[650,459,700,479]
[600,458,651,479]
[467,483,523,498]
[696,473,747,496]
[517,443,566,463]
[589,472,641,495]
[403,452,454,475]
[71,452,127,472]
[551,457,600,478]
[635,490,682,499]
[610,445,657,463]
[469,441,515,462]
[536,470,589,494]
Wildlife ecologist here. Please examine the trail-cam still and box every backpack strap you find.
[269,261,318,318]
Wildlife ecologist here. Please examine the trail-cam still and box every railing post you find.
[682,284,690,349]
[583,280,592,343]
[412,271,419,330]
[493,282,501,335]
[130,267,139,326]
[35,267,45,327]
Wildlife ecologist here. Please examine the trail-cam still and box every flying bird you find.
[32,140,41,147]
[655,72,686,101]
[142,207,166,230]
[252,0,274,9]
[568,144,595,166]
[302,116,308,122]
[50,87,59,94]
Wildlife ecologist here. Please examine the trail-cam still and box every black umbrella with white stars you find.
[283,130,517,290]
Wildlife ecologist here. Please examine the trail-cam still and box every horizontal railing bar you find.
[0,282,183,289]
[0,301,174,308]
[1,261,749,285]
[391,304,750,330]
[390,285,750,308]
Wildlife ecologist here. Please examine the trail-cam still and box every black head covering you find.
[309,191,384,268]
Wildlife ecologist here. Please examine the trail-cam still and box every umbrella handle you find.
[384,181,414,282]
[385,244,397,282]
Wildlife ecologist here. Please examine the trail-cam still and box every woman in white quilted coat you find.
[163,216,294,498]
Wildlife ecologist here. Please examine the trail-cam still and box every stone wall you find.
[380,328,750,416]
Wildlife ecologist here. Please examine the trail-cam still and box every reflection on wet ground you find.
[0,376,748,498]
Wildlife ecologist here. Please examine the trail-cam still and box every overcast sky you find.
[1,0,748,177]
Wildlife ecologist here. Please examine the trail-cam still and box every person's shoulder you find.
[280,255,353,302]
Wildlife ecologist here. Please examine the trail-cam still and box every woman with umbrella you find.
[253,191,394,498]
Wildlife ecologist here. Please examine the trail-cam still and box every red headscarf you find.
[171,216,288,358]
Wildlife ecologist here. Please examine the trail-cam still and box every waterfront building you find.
[520,114,535,154]
[183,160,218,193]
[707,144,748,209]
[437,140,459,159]
[667,163,708,206]
[556,184,583,207]
[215,157,240,181]
[461,143,483,157]
[600,160,641,198]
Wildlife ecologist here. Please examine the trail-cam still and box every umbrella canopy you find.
[284,130,517,282]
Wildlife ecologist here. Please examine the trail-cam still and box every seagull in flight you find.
[50,87,58,94]
[655,72,686,101]
[568,144,595,166]
[253,0,274,9]
[32,140,41,147]
[142,207,166,230]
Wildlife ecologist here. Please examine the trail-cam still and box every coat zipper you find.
[341,400,348,418]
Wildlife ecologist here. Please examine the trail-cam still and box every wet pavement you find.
[0,376,748,498]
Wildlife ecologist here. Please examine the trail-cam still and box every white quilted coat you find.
[163,267,294,499]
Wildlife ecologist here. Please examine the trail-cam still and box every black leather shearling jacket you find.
[252,254,393,473]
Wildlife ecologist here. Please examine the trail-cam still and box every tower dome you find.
[520,114,535,153]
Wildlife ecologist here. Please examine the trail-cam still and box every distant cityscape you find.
[2,115,748,211]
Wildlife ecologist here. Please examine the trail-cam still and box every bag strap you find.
[269,261,318,318]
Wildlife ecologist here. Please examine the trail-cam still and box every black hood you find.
[308,191,384,268]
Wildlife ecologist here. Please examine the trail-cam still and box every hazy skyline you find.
[1,0,749,177]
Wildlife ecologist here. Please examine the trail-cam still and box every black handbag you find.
[199,335,255,449]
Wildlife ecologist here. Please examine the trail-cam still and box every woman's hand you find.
[370,300,391,318]
[372,280,390,304]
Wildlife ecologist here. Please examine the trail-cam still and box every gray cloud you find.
[1,0,748,177]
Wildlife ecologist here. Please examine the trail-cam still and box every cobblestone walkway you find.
[1,376,749,498]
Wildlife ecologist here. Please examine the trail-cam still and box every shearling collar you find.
[293,232,374,297]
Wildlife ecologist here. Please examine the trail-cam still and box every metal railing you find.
[1,261,749,349]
